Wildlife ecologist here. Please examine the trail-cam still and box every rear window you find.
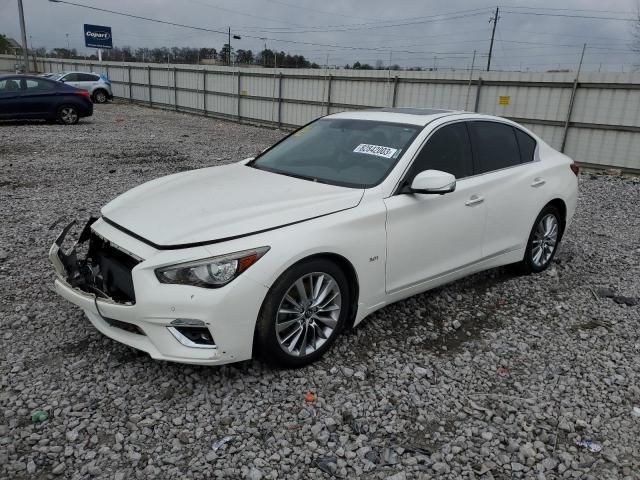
[25,79,56,90]
[468,121,520,174]
[0,78,21,92]
[77,73,99,81]
[514,128,537,163]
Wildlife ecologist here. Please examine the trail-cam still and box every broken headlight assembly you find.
[155,247,270,288]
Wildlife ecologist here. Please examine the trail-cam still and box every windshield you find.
[250,118,421,188]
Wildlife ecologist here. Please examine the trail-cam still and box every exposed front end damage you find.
[49,218,141,304]
[48,217,268,365]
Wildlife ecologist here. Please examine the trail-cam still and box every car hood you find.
[101,162,364,248]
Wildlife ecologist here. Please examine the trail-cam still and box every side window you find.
[407,123,473,181]
[63,73,78,82]
[25,79,55,90]
[468,121,521,174]
[514,128,537,163]
[0,78,21,92]
[78,73,98,82]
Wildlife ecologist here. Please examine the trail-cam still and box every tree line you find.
[36,44,323,69]
[3,34,441,71]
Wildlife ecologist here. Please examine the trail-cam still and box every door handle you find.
[465,195,484,206]
[531,177,546,187]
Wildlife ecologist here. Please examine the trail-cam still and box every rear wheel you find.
[57,106,79,125]
[255,259,349,367]
[93,89,108,104]
[519,204,562,274]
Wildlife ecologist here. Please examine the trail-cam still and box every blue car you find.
[0,74,93,124]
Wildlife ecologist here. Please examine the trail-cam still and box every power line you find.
[504,5,637,16]
[260,0,382,22]
[181,0,311,28]
[501,10,637,22]
[46,0,476,56]
[225,7,494,33]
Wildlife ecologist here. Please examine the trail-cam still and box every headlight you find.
[155,247,269,288]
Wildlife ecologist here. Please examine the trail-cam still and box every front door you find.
[384,122,486,293]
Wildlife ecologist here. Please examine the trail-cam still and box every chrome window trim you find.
[391,117,540,196]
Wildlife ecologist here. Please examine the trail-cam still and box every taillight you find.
[570,161,579,176]
[75,90,91,98]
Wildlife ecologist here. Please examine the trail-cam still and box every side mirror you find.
[410,169,456,194]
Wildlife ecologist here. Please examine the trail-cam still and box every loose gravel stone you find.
[1,103,639,479]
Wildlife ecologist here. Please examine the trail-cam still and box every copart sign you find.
[84,24,113,49]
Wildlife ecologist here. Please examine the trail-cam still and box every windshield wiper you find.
[248,164,331,185]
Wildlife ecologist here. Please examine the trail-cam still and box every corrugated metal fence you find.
[2,54,640,171]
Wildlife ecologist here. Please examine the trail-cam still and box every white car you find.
[50,108,578,367]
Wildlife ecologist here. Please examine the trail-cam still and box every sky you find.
[1,0,639,71]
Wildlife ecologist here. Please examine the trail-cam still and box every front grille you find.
[88,233,140,304]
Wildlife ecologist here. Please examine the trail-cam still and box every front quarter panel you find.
[204,188,389,325]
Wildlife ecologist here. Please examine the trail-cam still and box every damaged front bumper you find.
[49,218,267,365]
[49,218,139,304]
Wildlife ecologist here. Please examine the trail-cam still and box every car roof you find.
[327,107,463,126]
[58,71,99,75]
[0,74,57,80]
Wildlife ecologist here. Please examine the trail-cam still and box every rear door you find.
[0,78,24,118]
[20,78,59,116]
[74,73,98,93]
[467,121,544,258]
[384,122,486,293]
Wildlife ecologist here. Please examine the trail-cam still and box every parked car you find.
[0,74,93,124]
[50,108,578,367]
[51,71,113,104]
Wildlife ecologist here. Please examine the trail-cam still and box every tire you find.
[518,204,563,274]
[57,106,79,125]
[255,259,350,367]
[93,89,108,104]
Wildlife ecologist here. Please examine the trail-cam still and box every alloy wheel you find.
[531,213,558,268]
[95,91,107,103]
[60,107,78,124]
[275,272,342,357]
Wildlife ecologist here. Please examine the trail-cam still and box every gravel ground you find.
[1,103,639,480]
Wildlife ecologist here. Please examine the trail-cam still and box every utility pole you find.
[66,33,70,50]
[17,0,29,73]
[487,6,499,71]
[228,27,231,66]
[465,50,477,111]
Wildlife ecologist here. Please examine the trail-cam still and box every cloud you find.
[1,0,638,71]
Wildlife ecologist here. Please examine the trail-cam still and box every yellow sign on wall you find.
[498,95,510,105]
[240,89,248,96]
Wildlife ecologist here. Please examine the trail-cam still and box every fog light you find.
[167,325,216,349]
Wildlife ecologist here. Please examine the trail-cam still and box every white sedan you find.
[50,108,578,367]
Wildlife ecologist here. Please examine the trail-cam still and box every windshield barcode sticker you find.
[353,144,398,159]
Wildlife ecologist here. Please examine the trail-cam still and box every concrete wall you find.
[2,54,640,171]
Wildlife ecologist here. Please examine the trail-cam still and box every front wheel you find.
[255,259,350,367]
[519,205,562,274]
[57,106,79,125]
